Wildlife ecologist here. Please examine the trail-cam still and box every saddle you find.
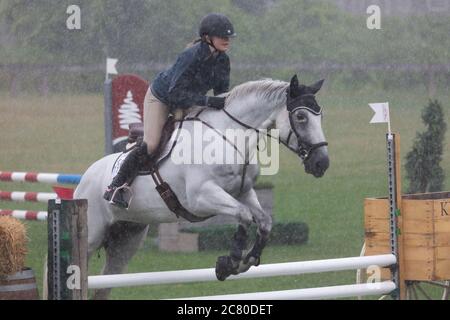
[126,112,212,223]
[127,116,175,167]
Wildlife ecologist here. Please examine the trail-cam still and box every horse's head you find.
[276,75,329,177]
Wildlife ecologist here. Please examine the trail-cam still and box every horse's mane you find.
[186,79,289,117]
[224,79,288,105]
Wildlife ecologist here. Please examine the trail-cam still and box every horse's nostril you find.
[316,158,329,172]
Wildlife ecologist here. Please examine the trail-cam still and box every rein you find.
[222,92,328,161]
[222,109,295,153]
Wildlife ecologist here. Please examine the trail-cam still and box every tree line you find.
[1,0,449,94]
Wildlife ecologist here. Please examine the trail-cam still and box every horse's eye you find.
[296,113,307,123]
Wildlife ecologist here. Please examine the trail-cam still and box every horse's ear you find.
[289,75,299,97]
[290,75,299,88]
[309,79,325,94]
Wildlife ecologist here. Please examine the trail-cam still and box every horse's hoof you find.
[215,256,234,281]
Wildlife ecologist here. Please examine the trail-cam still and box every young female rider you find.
[103,13,236,208]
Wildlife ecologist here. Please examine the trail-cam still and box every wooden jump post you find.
[47,199,88,300]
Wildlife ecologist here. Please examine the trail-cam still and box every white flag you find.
[369,102,390,123]
[106,58,118,75]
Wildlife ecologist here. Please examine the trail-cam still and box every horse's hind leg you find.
[92,221,149,300]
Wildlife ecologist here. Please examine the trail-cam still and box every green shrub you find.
[182,222,308,251]
[405,100,447,193]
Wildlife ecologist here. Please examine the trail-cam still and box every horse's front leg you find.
[185,181,253,280]
[235,188,273,272]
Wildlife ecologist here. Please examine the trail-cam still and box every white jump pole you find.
[88,254,396,289]
[179,281,396,300]
[0,191,57,203]
[0,209,48,221]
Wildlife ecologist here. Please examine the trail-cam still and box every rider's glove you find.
[206,96,226,109]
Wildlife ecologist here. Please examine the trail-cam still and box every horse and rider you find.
[75,13,329,299]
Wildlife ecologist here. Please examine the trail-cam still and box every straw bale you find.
[0,216,28,277]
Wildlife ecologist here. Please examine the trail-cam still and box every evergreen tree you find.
[405,100,447,193]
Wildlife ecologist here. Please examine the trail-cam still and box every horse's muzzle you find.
[304,149,329,178]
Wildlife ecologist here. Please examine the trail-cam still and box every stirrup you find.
[109,183,133,209]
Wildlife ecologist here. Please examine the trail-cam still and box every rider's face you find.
[210,36,231,52]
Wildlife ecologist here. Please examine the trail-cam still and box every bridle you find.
[285,93,329,160]
[221,89,328,161]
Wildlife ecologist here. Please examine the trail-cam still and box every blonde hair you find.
[186,37,203,48]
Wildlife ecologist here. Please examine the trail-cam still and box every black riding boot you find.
[103,143,150,209]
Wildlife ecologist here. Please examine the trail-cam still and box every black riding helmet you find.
[199,13,236,38]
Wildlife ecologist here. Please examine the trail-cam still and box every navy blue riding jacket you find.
[150,41,230,110]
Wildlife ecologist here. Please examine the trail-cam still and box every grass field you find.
[0,85,449,299]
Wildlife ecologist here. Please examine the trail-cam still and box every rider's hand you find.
[206,96,226,109]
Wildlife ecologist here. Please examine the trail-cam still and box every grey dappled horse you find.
[74,75,329,299]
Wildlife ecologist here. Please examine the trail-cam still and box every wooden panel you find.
[402,200,433,220]
[433,199,450,280]
[434,220,450,233]
[404,246,433,261]
[365,219,390,234]
[402,233,434,247]
[364,198,389,220]
[404,241,434,281]
[364,232,437,254]
[435,233,450,247]
[365,246,391,256]
[365,245,390,255]
[435,246,450,259]
[364,192,450,282]
[435,259,450,280]
[404,260,433,280]
[365,232,390,243]
[433,200,450,220]
[403,219,433,234]
[364,237,389,249]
